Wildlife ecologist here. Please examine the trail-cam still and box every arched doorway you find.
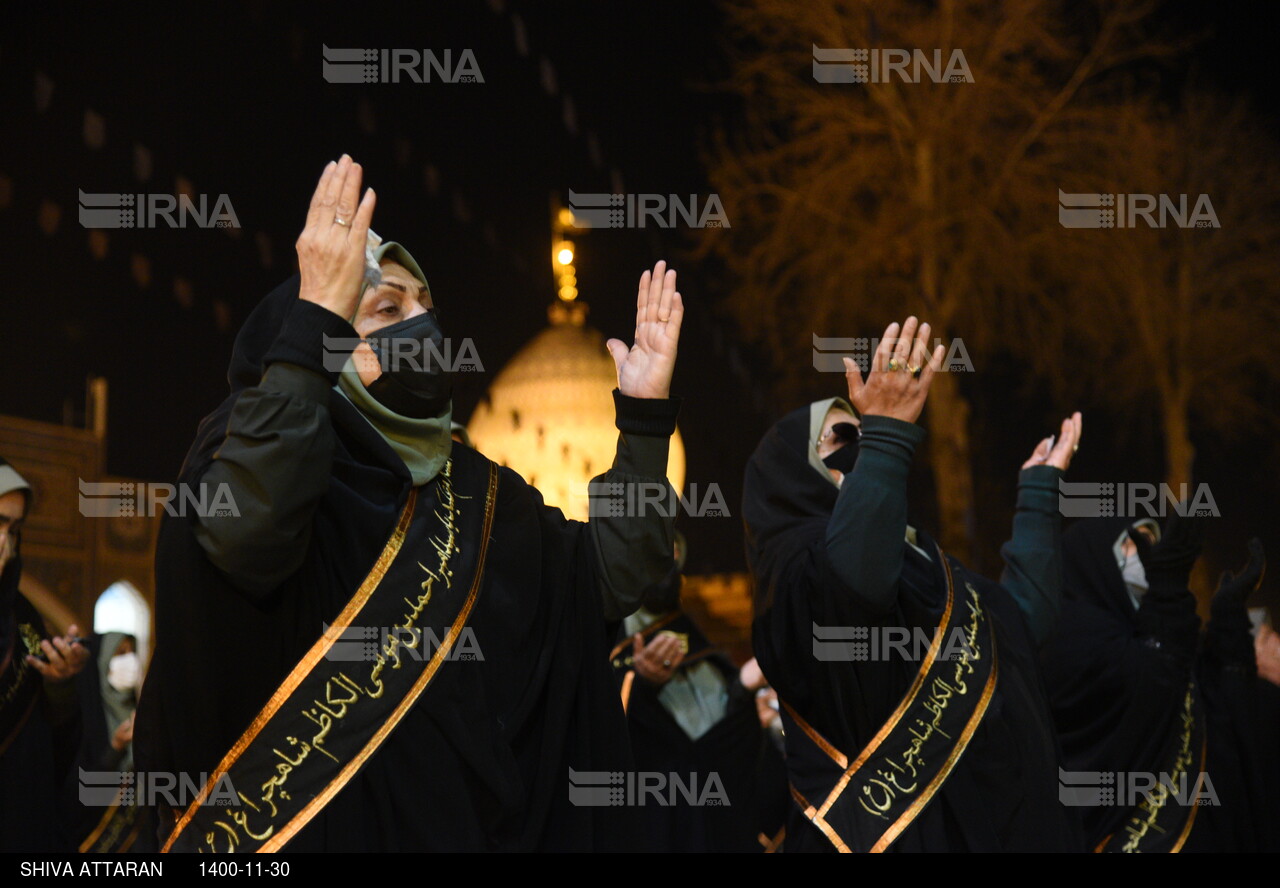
[93,580,151,667]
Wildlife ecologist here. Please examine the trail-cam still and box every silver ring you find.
[662,659,672,667]
[334,217,351,228]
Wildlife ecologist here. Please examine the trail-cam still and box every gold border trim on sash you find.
[796,548,998,852]
[619,670,635,713]
[80,786,124,852]
[812,549,956,825]
[758,825,786,853]
[781,701,848,770]
[258,463,500,851]
[1169,736,1207,853]
[1096,733,1207,853]
[163,487,421,852]
[869,643,997,852]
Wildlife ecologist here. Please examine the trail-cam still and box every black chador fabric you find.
[64,633,155,852]
[611,611,789,852]
[744,405,1079,852]
[1041,518,1265,851]
[134,277,639,851]
[0,560,81,852]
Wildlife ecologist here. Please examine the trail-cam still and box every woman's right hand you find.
[297,155,376,320]
[843,317,943,424]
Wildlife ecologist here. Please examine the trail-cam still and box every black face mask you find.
[364,310,452,419]
[820,422,861,475]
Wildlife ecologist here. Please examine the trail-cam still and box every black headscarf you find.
[1041,517,1200,845]
[135,275,418,796]
[744,403,1080,851]
[1061,517,1142,622]
[135,275,641,851]
[744,402,848,615]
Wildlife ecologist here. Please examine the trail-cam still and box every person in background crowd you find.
[611,533,789,852]
[746,318,1085,852]
[0,457,88,851]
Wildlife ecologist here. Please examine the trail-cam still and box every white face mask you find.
[1121,552,1148,607]
[107,652,140,693]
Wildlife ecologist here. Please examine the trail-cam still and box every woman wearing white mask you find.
[68,633,155,851]
[1041,514,1267,852]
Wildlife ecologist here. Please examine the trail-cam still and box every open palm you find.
[606,261,683,399]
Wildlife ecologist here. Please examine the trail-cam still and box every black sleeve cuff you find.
[613,389,681,437]
[262,298,359,385]
[859,414,926,455]
[1016,465,1063,510]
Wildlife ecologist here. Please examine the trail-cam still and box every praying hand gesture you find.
[1022,413,1083,472]
[607,261,684,399]
[843,317,944,424]
[297,154,377,321]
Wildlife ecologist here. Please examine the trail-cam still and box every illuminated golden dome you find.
[467,301,685,521]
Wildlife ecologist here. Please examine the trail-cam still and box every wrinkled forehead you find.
[377,260,427,292]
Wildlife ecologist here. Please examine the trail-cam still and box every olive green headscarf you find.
[335,241,452,487]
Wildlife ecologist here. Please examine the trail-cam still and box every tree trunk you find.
[925,368,976,563]
[1159,387,1211,614]
[1160,389,1195,492]
[913,139,975,562]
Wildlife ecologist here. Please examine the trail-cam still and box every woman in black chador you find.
[1041,514,1268,852]
[135,156,686,851]
[745,317,1085,852]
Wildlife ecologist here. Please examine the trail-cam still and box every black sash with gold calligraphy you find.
[79,784,144,853]
[0,593,46,759]
[781,549,998,853]
[1096,681,1206,853]
[163,458,499,853]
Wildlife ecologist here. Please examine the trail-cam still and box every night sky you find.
[1,1,1275,584]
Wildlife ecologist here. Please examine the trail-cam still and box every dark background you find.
[0,1,1274,585]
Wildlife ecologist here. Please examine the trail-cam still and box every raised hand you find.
[842,317,944,424]
[1129,513,1205,590]
[1212,538,1265,617]
[606,261,684,400]
[297,155,377,321]
[1022,412,1083,471]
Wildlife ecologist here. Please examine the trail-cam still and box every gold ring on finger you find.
[886,358,902,372]
[334,217,351,227]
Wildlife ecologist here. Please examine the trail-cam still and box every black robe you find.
[0,560,81,852]
[611,611,789,851]
[134,277,648,851]
[744,405,1081,852]
[63,633,156,852]
[1041,518,1270,852]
